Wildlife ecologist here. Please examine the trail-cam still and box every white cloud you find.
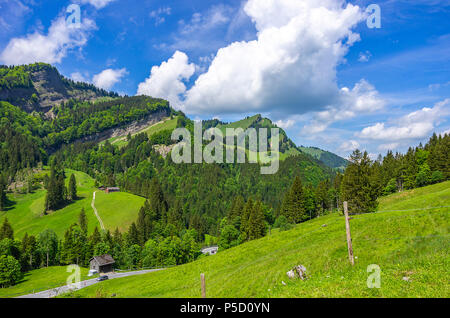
[275,119,296,129]
[79,0,115,9]
[301,79,385,134]
[359,99,450,141]
[150,7,171,26]
[179,0,365,115]
[137,51,195,109]
[70,72,88,82]
[358,50,372,62]
[0,15,95,65]
[92,68,127,90]
[339,140,360,152]
[377,143,400,151]
[441,128,450,136]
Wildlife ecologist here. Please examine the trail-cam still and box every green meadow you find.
[1,169,146,238]
[68,181,449,298]
[0,266,91,298]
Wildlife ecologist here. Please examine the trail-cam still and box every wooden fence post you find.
[343,201,354,266]
[200,273,206,298]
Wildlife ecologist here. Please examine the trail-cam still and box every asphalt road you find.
[17,269,164,298]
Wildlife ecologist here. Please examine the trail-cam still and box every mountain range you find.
[0,62,348,170]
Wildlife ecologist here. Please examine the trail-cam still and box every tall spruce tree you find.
[341,150,378,214]
[280,176,306,223]
[0,218,14,240]
[78,208,88,233]
[247,201,266,240]
[68,173,77,201]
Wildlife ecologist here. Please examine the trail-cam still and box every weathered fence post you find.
[200,273,206,298]
[343,201,354,266]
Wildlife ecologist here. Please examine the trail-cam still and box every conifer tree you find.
[341,150,378,214]
[0,217,14,240]
[280,176,305,223]
[78,208,88,233]
[68,173,77,201]
[247,201,266,240]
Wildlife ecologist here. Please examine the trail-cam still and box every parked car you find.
[96,275,109,282]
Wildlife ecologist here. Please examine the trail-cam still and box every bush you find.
[218,225,240,250]
[0,255,22,288]
[431,171,444,184]
[273,216,294,232]
[383,178,397,195]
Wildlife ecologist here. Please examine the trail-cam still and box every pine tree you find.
[68,173,77,201]
[0,218,14,240]
[128,222,139,246]
[341,150,379,214]
[240,198,254,240]
[78,208,88,233]
[247,200,266,240]
[280,176,305,223]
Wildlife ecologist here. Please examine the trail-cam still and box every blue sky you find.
[0,0,449,158]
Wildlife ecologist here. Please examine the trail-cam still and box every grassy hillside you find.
[94,191,146,232]
[0,266,91,298]
[104,117,178,148]
[70,181,449,298]
[0,169,146,238]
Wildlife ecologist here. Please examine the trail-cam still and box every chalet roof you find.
[107,187,120,190]
[90,254,115,266]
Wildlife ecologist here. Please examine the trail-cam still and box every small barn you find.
[90,254,115,274]
[105,187,120,194]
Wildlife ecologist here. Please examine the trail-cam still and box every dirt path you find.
[91,191,105,231]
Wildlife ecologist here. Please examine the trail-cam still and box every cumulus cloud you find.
[339,140,360,152]
[137,51,195,108]
[178,0,365,115]
[359,99,450,141]
[79,0,116,9]
[0,15,95,65]
[301,79,385,134]
[377,143,400,151]
[275,119,296,129]
[70,72,88,82]
[93,68,127,90]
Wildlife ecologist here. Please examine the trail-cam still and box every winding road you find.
[92,191,105,231]
[17,269,164,298]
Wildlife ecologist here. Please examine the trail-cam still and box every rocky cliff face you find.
[0,63,116,113]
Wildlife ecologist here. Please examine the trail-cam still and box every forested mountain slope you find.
[0,63,117,113]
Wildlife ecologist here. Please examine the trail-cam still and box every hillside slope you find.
[0,63,117,113]
[0,169,146,238]
[212,114,347,169]
[70,181,449,298]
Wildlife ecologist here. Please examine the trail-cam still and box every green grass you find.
[71,181,450,298]
[0,266,91,298]
[0,169,99,238]
[1,169,147,238]
[94,191,146,232]
[102,117,178,148]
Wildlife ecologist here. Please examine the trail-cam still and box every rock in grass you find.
[286,265,307,280]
